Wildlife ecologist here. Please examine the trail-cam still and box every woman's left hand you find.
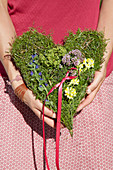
[76,62,107,112]
[76,0,113,112]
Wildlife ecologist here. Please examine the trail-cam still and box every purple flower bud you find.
[32,54,37,58]
[40,78,43,80]
[32,60,35,63]
[79,56,85,62]
[45,99,49,102]
[30,71,33,76]
[72,49,82,57]
[62,54,71,66]
[35,65,39,69]
[66,55,71,66]
[39,72,42,76]
[70,71,77,76]
[76,59,80,65]
[69,51,72,54]
[62,55,66,64]
[29,62,32,65]
[71,57,76,65]
[62,49,82,67]
[39,85,42,87]
[45,83,48,86]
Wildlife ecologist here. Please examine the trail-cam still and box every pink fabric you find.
[0,72,113,169]
[0,1,113,169]
[0,0,113,77]
[7,0,100,41]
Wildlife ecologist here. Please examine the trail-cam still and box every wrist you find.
[1,57,24,90]
[14,83,28,102]
[11,78,24,91]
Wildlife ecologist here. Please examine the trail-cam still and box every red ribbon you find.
[43,68,77,170]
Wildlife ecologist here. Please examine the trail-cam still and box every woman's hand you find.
[23,88,57,128]
[76,62,107,112]
[77,0,113,112]
[11,77,57,128]
[0,2,57,129]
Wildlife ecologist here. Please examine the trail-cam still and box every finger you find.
[34,108,65,129]
[44,116,56,128]
[76,90,96,112]
[42,117,65,129]
[34,98,56,118]
[33,108,56,128]
[24,90,56,118]
[77,81,102,112]
[86,71,103,94]
[60,123,65,128]
[80,97,85,103]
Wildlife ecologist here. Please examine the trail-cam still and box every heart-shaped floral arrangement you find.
[11,28,106,135]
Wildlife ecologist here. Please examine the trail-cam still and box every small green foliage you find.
[11,28,107,136]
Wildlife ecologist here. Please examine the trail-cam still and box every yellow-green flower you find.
[79,64,83,74]
[65,87,76,99]
[83,58,87,65]
[83,58,94,69]
[87,58,94,68]
[86,63,91,69]
[69,78,79,86]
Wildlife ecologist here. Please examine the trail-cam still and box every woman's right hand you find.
[0,1,57,129]
[23,87,57,128]
[11,78,57,128]
[0,0,64,129]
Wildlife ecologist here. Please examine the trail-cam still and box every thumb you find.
[86,72,103,94]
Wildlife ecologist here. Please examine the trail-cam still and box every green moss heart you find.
[11,28,107,135]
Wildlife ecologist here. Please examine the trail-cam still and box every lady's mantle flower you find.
[65,87,76,99]
[87,58,94,68]
[83,58,94,69]
[69,78,79,86]
[79,64,84,74]
[83,58,87,65]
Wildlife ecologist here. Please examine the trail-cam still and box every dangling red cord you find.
[43,68,77,170]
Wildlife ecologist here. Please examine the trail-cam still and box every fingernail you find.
[76,107,80,112]
[53,113,56,118]
[86,87,91,94]
[80,98,85,103]
[60,123,65,128]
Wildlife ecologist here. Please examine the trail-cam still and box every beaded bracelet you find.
[14,83,28,102]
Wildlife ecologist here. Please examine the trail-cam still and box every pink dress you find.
[0,0,113,169]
